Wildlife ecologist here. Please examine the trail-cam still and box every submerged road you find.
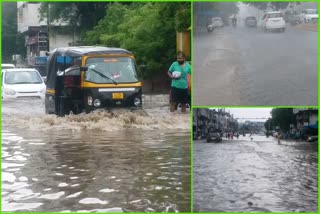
[193,135,318,212]
[193,24,317,106]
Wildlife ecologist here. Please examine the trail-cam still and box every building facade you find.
[17,2,78,74]
[293,108,318,130]
[193,108,238,138]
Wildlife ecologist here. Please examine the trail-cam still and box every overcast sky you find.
[226,108,272,122]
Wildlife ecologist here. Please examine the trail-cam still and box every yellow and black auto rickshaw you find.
[45,46,142,116]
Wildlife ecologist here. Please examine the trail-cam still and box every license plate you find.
[112,93,124,99]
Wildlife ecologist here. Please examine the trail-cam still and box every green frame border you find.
[1,0,319,214]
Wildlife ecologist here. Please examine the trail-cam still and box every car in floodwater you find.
[262,11,286,32]
[300,9,318,23]
[210,17,224,28]
[45,46,143,116]
[245,16,257,27]
[2,64,15,70]
[1,68,46,99]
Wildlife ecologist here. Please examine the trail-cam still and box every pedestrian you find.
[277,132,282,144]
[168,51,191,113]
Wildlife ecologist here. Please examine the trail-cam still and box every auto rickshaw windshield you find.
[84,57,139,84]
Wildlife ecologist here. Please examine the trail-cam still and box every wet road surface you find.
[2,97,191,212]
[193,135,318,212]
[193,25,318,106]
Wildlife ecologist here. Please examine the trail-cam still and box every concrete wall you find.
[17,2,44,33]
[49,34,77,51]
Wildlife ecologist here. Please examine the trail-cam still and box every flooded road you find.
[193,135,318,212]
[193,25,317,106]
[2,96,191,212]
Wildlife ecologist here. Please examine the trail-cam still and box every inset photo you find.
[193,2,318,106]
[193,108,318,212]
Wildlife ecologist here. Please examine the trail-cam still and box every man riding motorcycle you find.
[231,15,237,27]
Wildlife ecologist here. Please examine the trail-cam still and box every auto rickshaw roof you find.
[52,46,133,56]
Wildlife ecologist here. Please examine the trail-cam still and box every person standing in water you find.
[167,51,191,113]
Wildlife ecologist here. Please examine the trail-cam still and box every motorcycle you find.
[232,21,237,27]
[207,24,214,33]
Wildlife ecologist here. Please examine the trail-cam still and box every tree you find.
[39,2,109,36]
[269,108,295,132]
[2,2,26,62]
[194,2,239,15]
[193,2,239,27]
[264,118,273,131]
[83,2,191,79]
[244,2,300,11]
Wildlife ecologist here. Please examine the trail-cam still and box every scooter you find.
[207,24,214,33]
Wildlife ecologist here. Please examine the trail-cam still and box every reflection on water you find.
[2,129,190,212]
[2,96,191,212]
[194,135,318,212]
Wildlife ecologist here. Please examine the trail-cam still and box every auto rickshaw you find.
[45,46,143,116]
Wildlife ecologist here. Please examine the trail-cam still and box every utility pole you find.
[47,3,50,52]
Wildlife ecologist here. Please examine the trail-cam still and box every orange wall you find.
[176,30,191,60]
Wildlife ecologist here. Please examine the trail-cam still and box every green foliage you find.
[193,2,239,15]
[268,108,295,132]
[84,2,190,79]
[175,5,191,32]
[39,2,109,36]
[37,2,190,78]
[264,118,273,131]
[2,2,26,62]
[244,2,299,11]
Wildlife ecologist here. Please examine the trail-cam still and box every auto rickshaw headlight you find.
[94,99,101,107]
[88,96,93,106]
[134,97,141,106]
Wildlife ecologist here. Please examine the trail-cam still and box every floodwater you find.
[193,135,318,212]
[2,95,191,212]
[193,24,317,106]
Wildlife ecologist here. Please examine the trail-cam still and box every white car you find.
[300,9,318,23]
[262,11,286,32]
[210,17,224,28]
[2,63,15,69]
[2,68,46,99]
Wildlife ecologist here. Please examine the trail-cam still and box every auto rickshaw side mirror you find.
[80,66,88,72]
